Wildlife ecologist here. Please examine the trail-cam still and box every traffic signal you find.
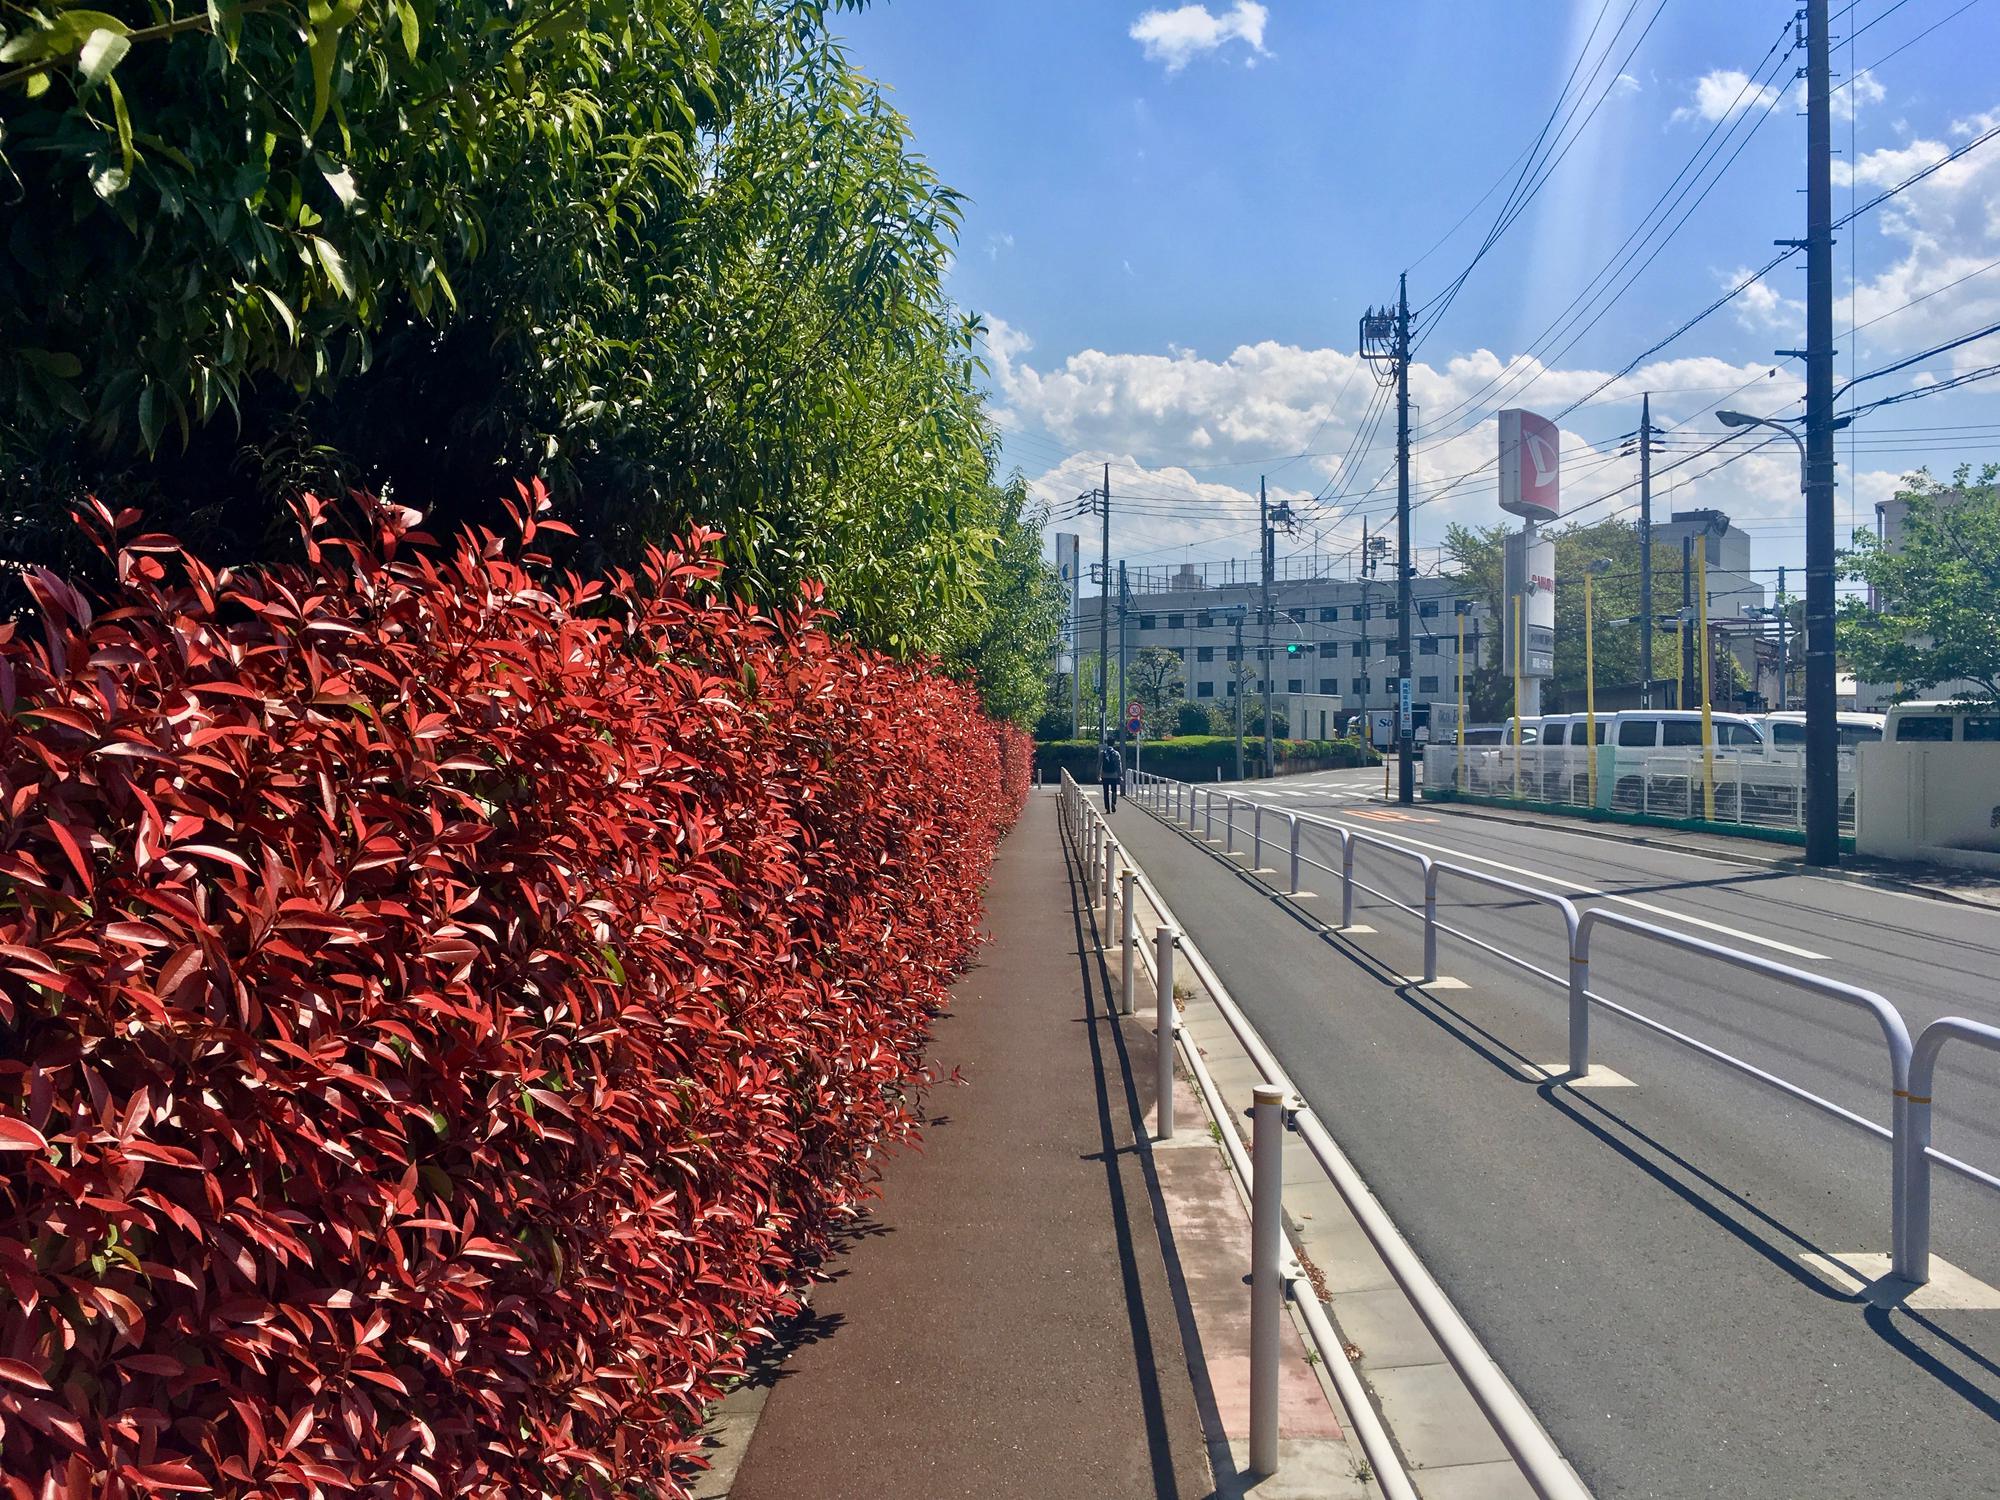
[1285,642,1302,656]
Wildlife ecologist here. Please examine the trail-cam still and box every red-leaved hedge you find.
[0,489,1031,1497]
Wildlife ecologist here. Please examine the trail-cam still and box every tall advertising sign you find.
[1498,409,1562,521]
[1502,531,1557,678]
[1499,413,1558,698]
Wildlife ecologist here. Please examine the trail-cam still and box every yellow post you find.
[1584,572,1598,809]
[1512,595,1524,800]
[1697,548,1715,821]
[1456,606,1467,792]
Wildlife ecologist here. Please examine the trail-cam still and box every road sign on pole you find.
[1125,700,1143,734]
[1398,677,1413,732]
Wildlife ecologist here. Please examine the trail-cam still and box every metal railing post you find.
[1205,788,1215,841]
[1253,804,1264,868]
[1155,926,1178,1140]
[1341,830,1357,929]
[1224,798,1237,854]
[1101,840,1116,924]
[1568,931,1591,1077]
[1422,862,1439,984]
[1288,815,1302,895]
[1894,1017,2000,1284]
[1250,1084,1285,1477]
[1120,869,1138,1015]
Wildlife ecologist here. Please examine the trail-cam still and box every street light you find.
[1717,409,1836,861]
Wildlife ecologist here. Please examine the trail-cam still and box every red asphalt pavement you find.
[728,792,1216,1499]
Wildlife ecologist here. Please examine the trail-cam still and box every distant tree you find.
[1129,646,1186,727]
[1841,464,2000,705]
[946,479,1063,729]
[1175,701,1213,736]
[1446,516,1690,717]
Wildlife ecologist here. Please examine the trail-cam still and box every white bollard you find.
[1119,869,1138,1015]
[1250,1083,1285,1477]
[1155,927,1177,1140]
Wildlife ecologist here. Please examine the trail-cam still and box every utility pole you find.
[1360,287,1412,794]
[1233,607,1247,781]
[1394,274,1414,805]
[1803,0,1839,865]
[1681,535,1695,710]
[1777,564,1789,711]
[1117,560,1131,764]
[1094,463,1111,749]
[1259,477,1274,778]
[1639,392,1655,706]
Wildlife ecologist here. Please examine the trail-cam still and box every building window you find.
[1139,614,1156,631]
[1319,607,1338,623]
[1226,681,1237,697]
[1351,604,1366,621]
[1419,600,1441,618]
[1171,646,1187,660]
[1353,640,1370,658]
[1419,639,1439,656]
[1167,612,1185,629]
[1319,677,1339,695]
[1197,645,1215,663]
[1197,680,1215,698]
[1288,678,1304,694]
[1353,677,1371,696]
[1419,676,1440,694]
[1318,641,1338,657]
[1226,645,1241,662]
[1197,611,1214,628]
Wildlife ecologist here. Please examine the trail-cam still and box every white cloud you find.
[988,324,1829,563]
[1615,73,1642,96]
[1129,2,1268,74]
[1834,109,2000,377]
[1831,68,1885,121]
[1725,265,1804,332]
[1672,69,1780,125]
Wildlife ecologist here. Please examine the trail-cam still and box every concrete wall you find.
[1287,693,1347,742]
[1856,742,2000,871]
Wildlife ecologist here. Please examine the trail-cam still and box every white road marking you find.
[1799,1254,2000,1310]
[1299,816,1831,962]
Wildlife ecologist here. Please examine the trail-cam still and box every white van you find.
[1605,710,1774,818]
[1762,710,1885,751]
[1535,714,1609,804]
[1881,701,2000,744]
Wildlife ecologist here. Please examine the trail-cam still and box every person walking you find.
[1099,739,1123,812]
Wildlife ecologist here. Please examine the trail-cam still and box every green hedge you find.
[1035,735,1376,783]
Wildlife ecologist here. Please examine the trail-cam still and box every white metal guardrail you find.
[1059,772,1425,1496]
[1061,771,1571,1500]
[1123,769,2000,1290]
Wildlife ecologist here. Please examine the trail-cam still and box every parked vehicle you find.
[1535,714,1608,804]
[1880,701,2000,743]
[1605,710,1774,819]
[1762,710,1885,751]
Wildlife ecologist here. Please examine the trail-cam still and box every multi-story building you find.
[1073,553,1489,724]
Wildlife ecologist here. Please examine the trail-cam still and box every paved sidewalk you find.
[721,791,1217,1499]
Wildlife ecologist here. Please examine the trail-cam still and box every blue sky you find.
[836,1,2000,585]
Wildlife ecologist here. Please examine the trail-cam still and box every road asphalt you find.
[1113,771,2000,1500]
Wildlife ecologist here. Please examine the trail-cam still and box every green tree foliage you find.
[0,0,1055,712]
[1128,645,1185,727]
[1841,464,2000,704]
[940,480,1063,729]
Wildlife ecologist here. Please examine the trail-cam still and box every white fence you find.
[1423,743,1859,835]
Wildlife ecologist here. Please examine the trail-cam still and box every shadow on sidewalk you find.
[1063,819,1266,1500]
